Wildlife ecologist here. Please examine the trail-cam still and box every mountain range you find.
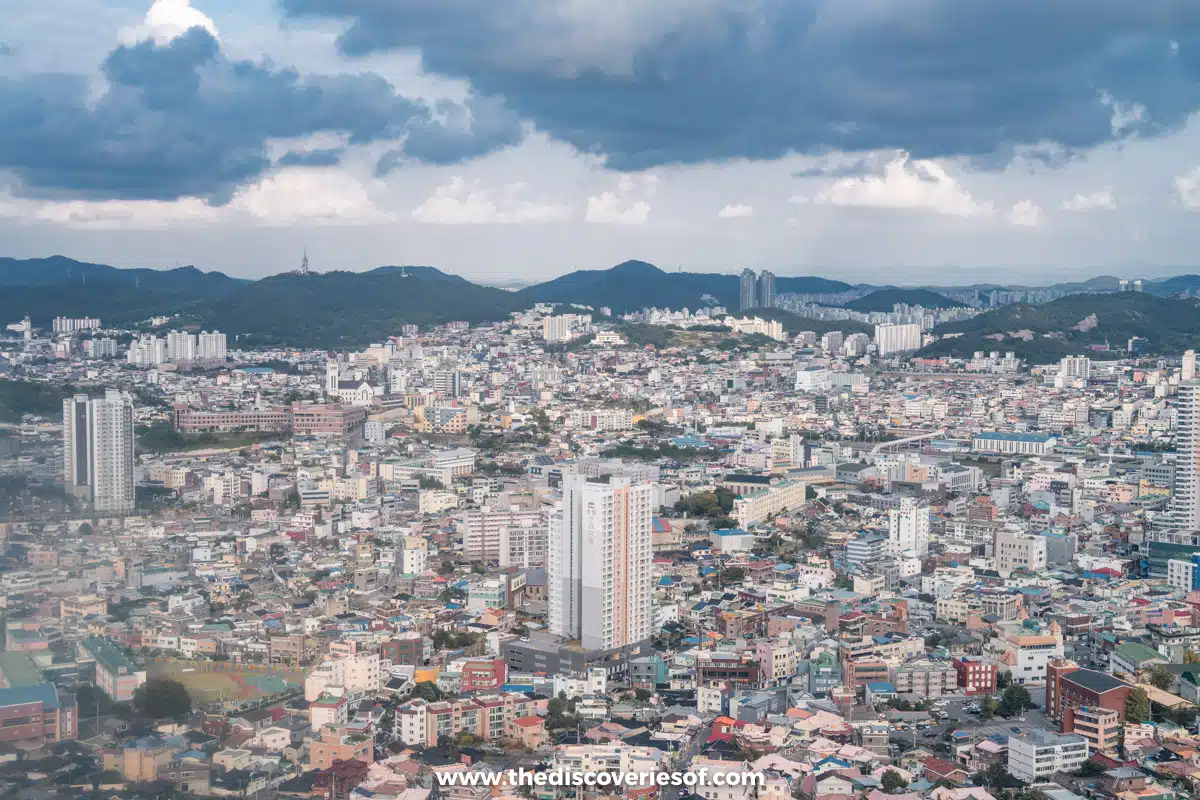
[3,255,1200,351]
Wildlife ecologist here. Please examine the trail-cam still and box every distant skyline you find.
[5,2,1200,282]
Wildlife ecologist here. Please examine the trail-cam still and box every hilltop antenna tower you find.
[300,249,310,276]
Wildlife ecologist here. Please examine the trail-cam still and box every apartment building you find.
[1007,730,1088,783]
[310,723,374,770]
[79,637,145,702]
[889,661,959,697]
[395,692,537,747]
[733,479,808,528]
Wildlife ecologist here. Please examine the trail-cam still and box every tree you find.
[999,684,1032,717]
[880,770,909,793]
[996,671,1013,689]
[1185,649,1200,664]
[980,697,999,721]
[982,761,1009,788]
[410,682,442,702]
[1125,687,1151,724]
[634,689,652,702]
[1147,665,1174,691]
[132,679,191,720]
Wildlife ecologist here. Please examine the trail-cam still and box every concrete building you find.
[463,503,546,563]
[971,432,1057,456]
[888,499,930,558]
[63,390,136,514]
[1168,554,1200,594]
[1008,730,1088,782]
[995,530,1048,574]
[79,637,145,702]
[548,475,653,651]
[0,684,76,746]
[90,390,136,515]
[740,269,758,311]
[1068,706,1120,754]
[874,323,922,356]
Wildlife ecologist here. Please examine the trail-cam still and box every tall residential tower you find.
[548,475,654,651]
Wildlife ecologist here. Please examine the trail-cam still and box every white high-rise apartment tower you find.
[90,390,136,515]
[1060,355,1091,381]
[548,475,654,651]
[888,498,930,557]
[1170,382,1200,530]
[874,323,922,356]
[197,331,227,360]
[1184,351,1196,382]
[166,330,197,362]
[62,390,136,514]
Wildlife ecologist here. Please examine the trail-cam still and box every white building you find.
[398,536,428,576]
[874,323,922,356]
[126,335,167,366]
[197,330,228,360]
[1059,355,1091,381]
[548,475,653,651]
[1007,731,1088,783]
[995,530,1048,574]
[1167,557,1200,594]
[971,432,1057,455]
[888,498,930,558]
[166,330,197,363]
[304,651,382,701]
[65,389,136,515]
[463,503,546,562]
[1168,382,1200,529]
[499,520,548,568]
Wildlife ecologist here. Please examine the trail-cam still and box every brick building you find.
[1046,659,1134,730]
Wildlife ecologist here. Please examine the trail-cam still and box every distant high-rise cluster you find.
[739,269,776,311]
[127,330,227,366]
[1118,279,1144,292]
[52,317,101,333]
[63,390,136,515]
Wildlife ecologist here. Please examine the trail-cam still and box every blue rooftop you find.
[974,432,1054,443]
[0,683,61,711]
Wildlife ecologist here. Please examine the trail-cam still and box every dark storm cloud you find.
[277,149,347,167]
[281,0,1200,169]
[0,28,523,202]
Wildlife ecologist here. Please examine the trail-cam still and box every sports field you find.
[148,661,303,704]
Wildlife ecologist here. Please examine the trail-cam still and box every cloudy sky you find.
[5,0,1200,285]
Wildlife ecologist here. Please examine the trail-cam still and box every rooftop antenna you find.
[300,249,310,276]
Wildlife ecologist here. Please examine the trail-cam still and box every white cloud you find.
[814,153,993,217]
[0,167,388,230]
[1007,200,1043,227]
[717,204,754,219]
[1099,90,1148,137]
[1062,188,1116,212]
[121,0,219,46]
[1176,168,1200,210]
[411,177,569,224]
[230,168,391,225]
[585,174,656,224]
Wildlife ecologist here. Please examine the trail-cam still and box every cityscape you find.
[7,2,1200,800]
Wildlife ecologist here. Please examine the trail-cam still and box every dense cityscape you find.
[7,0,1200,799]
[1,260,1200,800]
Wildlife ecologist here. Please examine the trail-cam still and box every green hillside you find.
[921,292,1200,363]
[842,288,966,312]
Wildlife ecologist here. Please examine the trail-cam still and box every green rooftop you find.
[0,652,44,687]
[1115,642,1166,666]
[81,636,138,675]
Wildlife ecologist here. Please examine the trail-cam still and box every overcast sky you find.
[5,1,1200,285]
